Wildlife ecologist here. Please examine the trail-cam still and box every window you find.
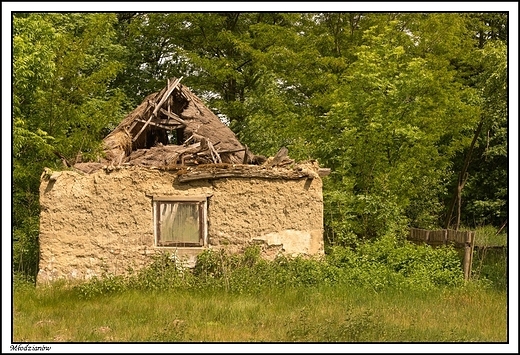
[153,196,208,247]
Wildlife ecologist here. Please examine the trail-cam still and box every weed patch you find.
[72,238,468,299]
[13,236,508,342]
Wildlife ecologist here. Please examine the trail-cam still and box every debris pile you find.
[73,77,329,180]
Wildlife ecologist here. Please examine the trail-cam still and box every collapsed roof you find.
[73,77,329,180]
[106,77,262,164]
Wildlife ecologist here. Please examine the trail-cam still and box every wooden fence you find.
[408,228,476,281]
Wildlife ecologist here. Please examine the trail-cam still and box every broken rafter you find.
[134,119,183,130]
[153,77,183,117]
[265,147,290,167]
[262,147,294,168]
[179,88,190,102]
[207,140,222,164]
[217,147,246,155]
[159,108,187,126]
[133,77,183,143]
[128,101,154,133]
[242,146,249,164]
[156,118,185,126]
[98,77,274,168]
[54,151,72,168]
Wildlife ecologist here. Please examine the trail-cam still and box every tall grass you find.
[13,236,508,342]
[473,225,507,247]
[471,226,508,290]
[13,283,507,342]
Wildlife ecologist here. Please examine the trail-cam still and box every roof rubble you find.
[72,77,330,180]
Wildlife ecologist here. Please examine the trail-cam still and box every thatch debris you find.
[97,77,257,167]
[71,77,328,181]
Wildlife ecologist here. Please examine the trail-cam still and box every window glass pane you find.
[158,202,200,245]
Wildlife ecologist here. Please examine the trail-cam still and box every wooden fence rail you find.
[408,228,475,281]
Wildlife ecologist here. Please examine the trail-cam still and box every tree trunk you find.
[445,118,484,229]
[455,172,468,231]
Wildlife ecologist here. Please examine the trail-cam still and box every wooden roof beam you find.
[134,119,183,130]
[133,77,183,142]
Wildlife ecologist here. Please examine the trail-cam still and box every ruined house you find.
[37,77,330,284]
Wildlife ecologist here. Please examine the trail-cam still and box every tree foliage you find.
[12,13,127,278]
[462,39,508,226]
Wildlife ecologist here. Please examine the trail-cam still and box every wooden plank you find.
[133,77,183,142]
[463,233,473,280]
[429,230,446,243]
[128,103,154,133]
[135,119,183,130]
[265,147,290,167]
[159,108,187,126]
[242,145,249,164]
[216,147,246,154]
[468,231,475,280]
[180,88,191,102]
[153,195,209,202]
[128,120,139,134]
[408,228,429,242]
[153,77,183,116]
[207,140,222,163]
[409,228,477,246]
[167,78,171,114]
[176,165,311,182]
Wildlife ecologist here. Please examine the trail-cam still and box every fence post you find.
[469,231,475,278]
[463,231,473,281]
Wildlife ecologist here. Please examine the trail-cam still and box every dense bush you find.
[327,236,465,290]
[75,252,195,298]
[72,236,469,299]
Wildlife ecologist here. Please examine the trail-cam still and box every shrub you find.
[74,251,194,298]
[472,246,507,291]
[326,236,465,290]
[75,274,127,299]
[129,251,195,291]
[71,239,467,299]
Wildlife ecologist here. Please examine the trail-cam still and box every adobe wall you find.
[37,166,324,284]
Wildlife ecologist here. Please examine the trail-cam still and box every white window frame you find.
[153,195,208,247]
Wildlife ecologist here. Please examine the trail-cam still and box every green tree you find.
[12,13,127,279]
[462,40,507,227]
[13,14,60,278]
[113,12,305,138]
[317,15,481,240]
[443,13,508,229]
[464,13,508,228]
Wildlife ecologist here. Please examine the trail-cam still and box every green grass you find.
[470,226,507,290]
[473,225,507,247]
[12,237,508,343]
[13,281,507,342]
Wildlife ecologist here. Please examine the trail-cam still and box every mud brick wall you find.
[37,166,324,283]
